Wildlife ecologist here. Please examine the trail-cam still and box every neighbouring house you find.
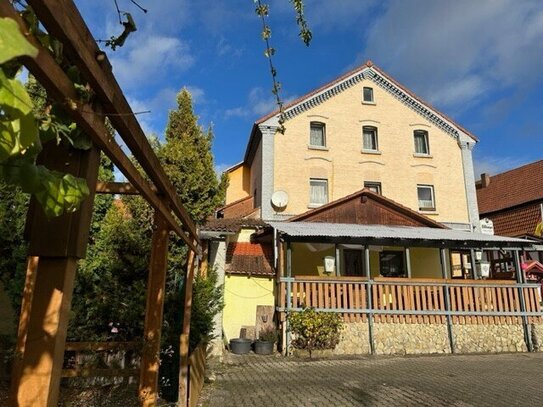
[202,61,543,357]
[476,160,543,287]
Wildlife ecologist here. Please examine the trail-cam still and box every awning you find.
[267,221,534,249]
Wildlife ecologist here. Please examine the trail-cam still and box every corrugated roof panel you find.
[268,222,531,245]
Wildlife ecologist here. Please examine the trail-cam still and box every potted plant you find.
[229,338,253,354]
[254,327,277,355]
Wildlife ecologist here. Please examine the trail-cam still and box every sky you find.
[74,0,543,179]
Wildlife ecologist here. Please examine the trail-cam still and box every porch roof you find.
[268,222,534,248]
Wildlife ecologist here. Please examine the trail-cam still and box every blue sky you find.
[74,0,543,179]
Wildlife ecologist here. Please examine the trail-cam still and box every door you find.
[343,249,364,276]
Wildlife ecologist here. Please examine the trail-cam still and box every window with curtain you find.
[417,184,435,211]
[309,178,328,206]
[362,126,378,151]
[363,87,374,103]
[309,122,326,147]
[414,130,430,155]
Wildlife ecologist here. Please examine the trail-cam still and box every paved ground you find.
[200,352,543,406]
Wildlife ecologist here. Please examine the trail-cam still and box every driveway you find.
[200,352,543,406]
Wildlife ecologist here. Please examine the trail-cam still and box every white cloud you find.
[216,37,244,58]
[215,162,235,177]
[473,154,530,178]
[184,86,206,105]
[127,96,158,136]
[363,0,543,109]
[224,87,296,119]
[110,35,194,90]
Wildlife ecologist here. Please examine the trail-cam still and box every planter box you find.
[230,338,252,354]
[254,341,274,355]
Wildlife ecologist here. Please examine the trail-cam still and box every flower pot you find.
[230,338,252,354]
[254,340,274,355]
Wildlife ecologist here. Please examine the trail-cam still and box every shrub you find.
[287,308,343,357]
[258,326,278,343]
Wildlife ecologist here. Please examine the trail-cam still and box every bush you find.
[258,326,278,343]
[287,308,343,357]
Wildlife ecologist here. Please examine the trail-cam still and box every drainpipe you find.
[286,240,292,355]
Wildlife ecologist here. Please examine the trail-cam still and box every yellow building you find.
[203,61,537,356]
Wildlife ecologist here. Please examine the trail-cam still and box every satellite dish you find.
[271,190,289,210]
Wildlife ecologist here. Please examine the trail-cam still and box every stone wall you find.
[325,321,532,357]
[454,324,526,353]
[334,322,370,355]
[373,323,450,355]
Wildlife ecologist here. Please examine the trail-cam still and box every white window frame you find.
[362,126,379,152]
[414,130,430,155]
[363,87,374,103]
[309,122,326,148]
[309,178,328,207]
[364,181,382,195]
[417,184,436,211]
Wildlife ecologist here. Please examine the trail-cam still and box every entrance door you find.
[343,249,364,276]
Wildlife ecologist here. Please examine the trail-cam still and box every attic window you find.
[414,130,430,155]
[363,87,374,103]
[309,122,326,147]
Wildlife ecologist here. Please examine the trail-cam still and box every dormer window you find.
[309,122,326,148]
[363,87,374,103]
[362,126,378,152]
[414,130,430,155]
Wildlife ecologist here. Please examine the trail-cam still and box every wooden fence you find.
[278,276,542,325]
[62,341,140,379]
[188,342,207,407]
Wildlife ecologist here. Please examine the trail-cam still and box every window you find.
[362,126,378,151]
[309,178,328,206]
[379,251,406,277]
[363,87,374,103]
[417,185,435,211]
[309,122,326,147]
[414,130,430,155]
[364,181,382,195]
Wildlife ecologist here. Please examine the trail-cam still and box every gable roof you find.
[243,60,477,166]
[477,160,543,215]
[216,195,256,219]
[288,188,447,229]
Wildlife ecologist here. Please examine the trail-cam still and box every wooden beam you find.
[139,212,169,407]
[96,181,140,195]
[0,2,199,254]
[26,0,198,241]
[178,248,197,407]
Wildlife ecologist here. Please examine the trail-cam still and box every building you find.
[476,160,543,280]
[203,61,542,357]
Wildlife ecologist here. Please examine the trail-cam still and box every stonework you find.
[453,324,526,353]
[373,323,450,355]
[325,322,533,357]
[530,323,543,352]
[334,322,371,355]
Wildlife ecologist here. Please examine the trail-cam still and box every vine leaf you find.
[0,17,38,64]
[0,70,39,160]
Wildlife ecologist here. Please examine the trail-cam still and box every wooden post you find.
[335,244,341,276]
[139,212,169,407]
[178,247,198,407]
[405,247,412,278]
[9,141,100,407]
[440,248,455,354]
[470,249,477,279]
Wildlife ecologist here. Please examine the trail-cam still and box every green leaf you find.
[0,69,34,116]
[0,17,38,64]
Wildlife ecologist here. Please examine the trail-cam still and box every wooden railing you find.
[278,276,542,325]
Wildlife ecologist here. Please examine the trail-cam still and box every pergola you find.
[1,1,199,406]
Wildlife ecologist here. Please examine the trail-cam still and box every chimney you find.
[481,173,491,188]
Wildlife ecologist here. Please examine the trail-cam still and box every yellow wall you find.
[250,140,262,206]
[291,242,335,276]
[223,275,275,341]
[225,164,251,205]
[272,79,470,224]
[410,247,443,279]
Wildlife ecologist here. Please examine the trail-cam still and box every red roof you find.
[477,160,543,215]
[482,202,541,237]
[225,242,274,276]
[217,195,256,219]
[255,60,477,141]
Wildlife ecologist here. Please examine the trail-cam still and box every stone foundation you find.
[373,323,450,355]
[334,322,371,355]
[319,321,535,357]
[454,324,526,353]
